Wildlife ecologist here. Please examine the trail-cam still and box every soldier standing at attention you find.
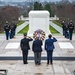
[10,21,16,39]
[4,21,10,40]
[68,20,74,40]
[61,20,66,36]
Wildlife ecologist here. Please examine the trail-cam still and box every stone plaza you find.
[0,34,75,75]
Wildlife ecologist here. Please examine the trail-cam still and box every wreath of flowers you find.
[33,29,45,40]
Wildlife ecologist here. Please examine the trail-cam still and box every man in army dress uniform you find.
[62,20,66,36]
[4,21,10,40]
[68,20,74,40]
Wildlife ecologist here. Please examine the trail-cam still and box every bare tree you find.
[0,6,20,32]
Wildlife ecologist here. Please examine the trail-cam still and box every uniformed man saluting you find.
[20,33,33,64]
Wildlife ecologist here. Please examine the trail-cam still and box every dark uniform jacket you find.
[4,23,10,31]
[62,22,66,30]
[20,38,33,51]
[11,23,16,31]
[62,22,68,30]
[68,22,74,31]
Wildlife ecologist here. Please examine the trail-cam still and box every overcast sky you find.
[1,0,72,2]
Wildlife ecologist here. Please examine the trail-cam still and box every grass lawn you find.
[50,25,59,34]
[17,20,25,26]
[18,24,59,34]
[53,20,62,27]
[18,24,29,33]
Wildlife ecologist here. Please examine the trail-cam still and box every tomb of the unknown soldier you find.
[28,10,50,36]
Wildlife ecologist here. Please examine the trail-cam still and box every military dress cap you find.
[23,33,27,36]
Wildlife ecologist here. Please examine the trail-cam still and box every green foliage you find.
[17,20,25,26]
[50,25,59,33]
[18,25,29,33]
[22,12,28,17]
[34,2,54,17]
[44,3,54,17]
[44,4,51,12]
[52,20,62,27]
[34,2,43,10]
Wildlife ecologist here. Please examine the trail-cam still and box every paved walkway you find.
[0,60,74,75]
[50,21,62,34]
[0,34,75,75]
[16,21,29,34]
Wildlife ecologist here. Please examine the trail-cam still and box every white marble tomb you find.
[28,10,50,36]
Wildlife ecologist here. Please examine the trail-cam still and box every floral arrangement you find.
[33,29,45,40]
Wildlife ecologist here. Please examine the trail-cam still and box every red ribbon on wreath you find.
[33,29,45,41]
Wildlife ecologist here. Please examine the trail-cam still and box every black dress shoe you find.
[38,63,41,65]
[50,63,53,65]
[24,62,28,64]
[47,62,49,65]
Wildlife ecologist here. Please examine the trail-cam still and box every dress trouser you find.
[69,30,73,40]
[47,50,53,64]
[22,50,28,64]
[34,52,41,64]
[63,29,65,36]
[10,31,14,39]
[5,31,10,40]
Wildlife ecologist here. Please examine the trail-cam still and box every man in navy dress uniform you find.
[20,33,33,64]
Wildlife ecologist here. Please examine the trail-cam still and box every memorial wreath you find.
[33,29,45,41]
